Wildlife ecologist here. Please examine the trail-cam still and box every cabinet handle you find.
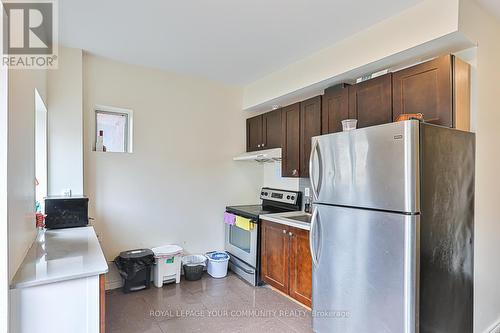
[257,144,261,148]
[288,232,293,237]
[292,169,298,176]
[262,143,265,147]
[282,229,287,234]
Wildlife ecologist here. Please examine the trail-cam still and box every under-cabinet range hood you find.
[233,148,281,162]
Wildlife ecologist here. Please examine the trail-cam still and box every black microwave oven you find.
[44,196,89,229]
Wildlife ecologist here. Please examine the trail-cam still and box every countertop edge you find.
[260,214,311,231]
[10,267,109,289]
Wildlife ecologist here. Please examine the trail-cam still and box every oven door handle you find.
[230,260,255,274]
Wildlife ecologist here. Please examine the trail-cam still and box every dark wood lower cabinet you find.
[289,227,312,307]
[261,220,290,293]
[261,220,312,307]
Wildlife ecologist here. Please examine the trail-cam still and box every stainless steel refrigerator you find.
[309,120,474,333]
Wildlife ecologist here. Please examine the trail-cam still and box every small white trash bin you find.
[206,251,230,278]
[152,245,183,287]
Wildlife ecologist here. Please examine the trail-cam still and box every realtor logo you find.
[1,0,58,68]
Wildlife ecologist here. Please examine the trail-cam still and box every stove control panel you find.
[260,187,300,206]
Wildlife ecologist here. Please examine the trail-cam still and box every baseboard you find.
[104,260,198,291]
[105,279,123,291]
[105,261,123,290]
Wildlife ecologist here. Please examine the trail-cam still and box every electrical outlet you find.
[62,188,72,197]
[304,187,310,197]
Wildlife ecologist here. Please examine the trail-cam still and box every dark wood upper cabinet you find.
[246,115,263,152]
[261,220,290,294]
[246,109,282,152]
[289,226,312,307]
[322,84,350,134]
[247,54,470,168]
[281,103,301,177]
[300,96,322,178]
[393,55,452,127]
[392,54,470,130]
[348,73,393,128]
[263,109,282,149]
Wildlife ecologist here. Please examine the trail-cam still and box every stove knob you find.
[287,195,291,200]
[264,192,268,196]
[291,196,295,200]
[261,191,264,195]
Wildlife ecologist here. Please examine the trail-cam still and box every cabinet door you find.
[261,220,290,293]
[300,96,322,178]
[246,115,263,152]
[263,109,282,149]
[349,73,393,128]
[392,55,453,127]
[281,103,301,177]
[322,84,349,134]
[289,227,312,307]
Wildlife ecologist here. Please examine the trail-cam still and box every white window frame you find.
[94,105,133,153]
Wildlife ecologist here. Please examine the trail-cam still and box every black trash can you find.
[114,249,155,293]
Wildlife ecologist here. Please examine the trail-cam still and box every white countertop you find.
[10,226,108,289]
[260,211,311,231]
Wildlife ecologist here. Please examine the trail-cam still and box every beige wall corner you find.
[47,47,84,196]
[458,1,500,332]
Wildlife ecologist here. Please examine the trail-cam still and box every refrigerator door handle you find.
[309,206,320,267]
[309,139,323,200]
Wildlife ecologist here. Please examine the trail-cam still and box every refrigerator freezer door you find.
[312,204,418,333]
[310,120,419,213]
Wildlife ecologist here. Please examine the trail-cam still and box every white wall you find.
[83,54,261,260]
[7,69,47,281]
[262,162,299,191]
[458,1,500,331]
[47,47,83,196]
[243,0,465,111]
[35,90,48,208]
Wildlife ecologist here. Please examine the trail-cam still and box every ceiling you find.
[59,0,422,85]
[477,0,500,20]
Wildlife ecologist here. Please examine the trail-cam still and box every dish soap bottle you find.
[304,196,312,213]
[96,130,104,152]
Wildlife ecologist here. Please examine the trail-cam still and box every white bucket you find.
[151,245,183,287]
[206,252,230,278]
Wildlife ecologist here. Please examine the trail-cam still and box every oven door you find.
[225,220,258,268]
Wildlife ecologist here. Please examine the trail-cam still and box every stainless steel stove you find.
[225,187,301,286]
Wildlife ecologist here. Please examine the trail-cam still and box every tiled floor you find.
[106,272,313,333]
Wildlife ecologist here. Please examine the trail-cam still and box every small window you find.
[95,107,133,153]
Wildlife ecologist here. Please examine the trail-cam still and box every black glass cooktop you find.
[225,205,286,220]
